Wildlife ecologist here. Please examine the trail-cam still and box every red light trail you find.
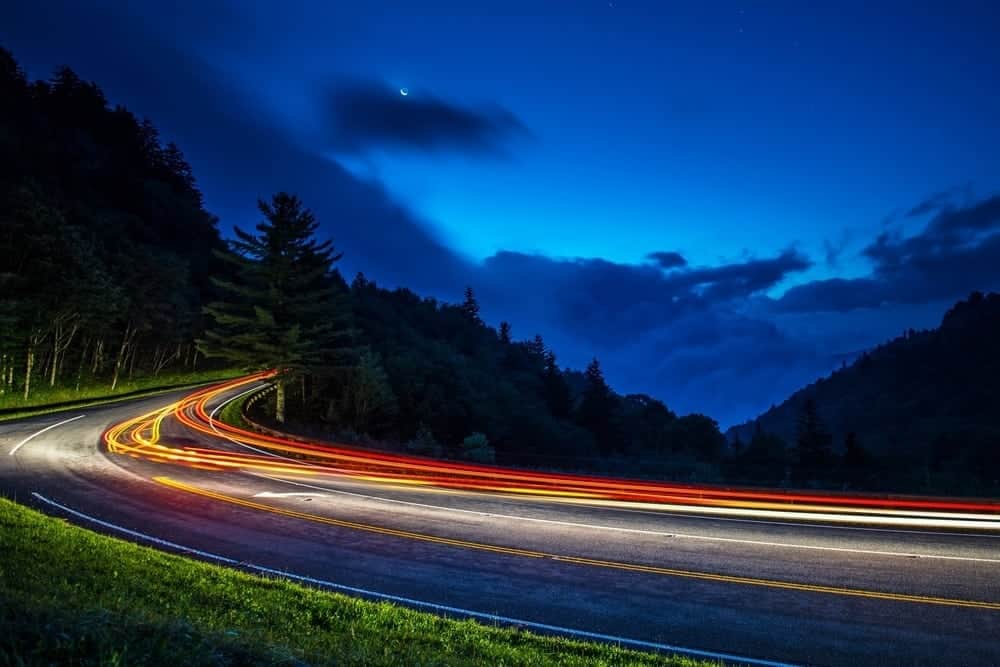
[103,374,1000,529]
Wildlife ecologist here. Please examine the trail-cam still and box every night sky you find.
[5,1,1000,426]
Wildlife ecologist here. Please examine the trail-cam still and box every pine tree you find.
[842,431,867,486]
[795,397,832,481]
[498,320,511,344]
[198,193,353,423]
[461,286,481,325]
[526,334,545,357]
[336,348,397,434]
[542,350,572,418]
[577,357,619,455]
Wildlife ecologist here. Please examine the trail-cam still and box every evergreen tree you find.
[526,334,545,357]
[498,320,512,344]
[198,193,353,423]
[577,357,620,455]
[542,350,573,418]
[795,398,832,481]
[460,286,482,325]
[842,431,867,485]
[334,349,397,434]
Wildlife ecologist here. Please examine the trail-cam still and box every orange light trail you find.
[103,374,1000,528]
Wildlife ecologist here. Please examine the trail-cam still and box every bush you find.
[405,423,443,457]
[461,432,495,464]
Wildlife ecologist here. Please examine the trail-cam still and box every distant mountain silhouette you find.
[727,292,1000,493]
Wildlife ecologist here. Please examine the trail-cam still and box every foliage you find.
[461,432,495,464]
[198,192,355,422]
[405,423,443,458]
[728,291,1000,495]
[0,47,226,399]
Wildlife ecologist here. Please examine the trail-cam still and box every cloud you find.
[323,79,529,156]
[662,249,811,302]
[905,190,955,218]
[646,250,688,269]
[775,194,1000,313]
[477,250,826,424]
[822,229,852,268]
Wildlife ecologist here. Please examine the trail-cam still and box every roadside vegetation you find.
[0,368,240,422]
[0,497,710,667]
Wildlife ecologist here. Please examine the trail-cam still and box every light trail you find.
[101,374,1000,530]
[154,475,1000,611]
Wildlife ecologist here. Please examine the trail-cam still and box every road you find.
[1,377,998,666]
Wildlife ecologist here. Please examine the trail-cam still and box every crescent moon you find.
[400,87,409,96]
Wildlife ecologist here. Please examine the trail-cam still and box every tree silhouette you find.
[795,398,832,482]
[198,193,353,422]
[498,320,512,344]
[542,350,573,418]
[577,358,620,455]
[460,286,482,325]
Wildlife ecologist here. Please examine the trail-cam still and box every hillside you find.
[727,292,1000,493]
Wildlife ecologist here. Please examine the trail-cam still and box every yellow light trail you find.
[101,374,1000,529]
[154,476,1000,612]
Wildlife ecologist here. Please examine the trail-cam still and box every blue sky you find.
[4,1,1000,426]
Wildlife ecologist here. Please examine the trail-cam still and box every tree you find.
[498,320,512,344]
[333,349,397,434]
[460,286,481,325]
[795,398,832,481]
[841,431,868,486]
[198,193,353,423]
[577,358,620,455]
[406,423,443,458]
[526,334,545,357]
[542,350,573,418]
[461,432,495,464]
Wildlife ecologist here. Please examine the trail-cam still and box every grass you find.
[0,369,242,422]
[0,497,712,666]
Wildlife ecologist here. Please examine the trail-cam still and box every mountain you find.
[727,292,1000,493]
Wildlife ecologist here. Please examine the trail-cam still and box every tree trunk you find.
[275,379,286,424]
[128,341,139,381]
[111,323,136,391]
[92,338,105,374]
[49,319,78,388]
[75,336,91,392]
[23,335,37,400]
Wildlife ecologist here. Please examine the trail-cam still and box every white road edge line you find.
[30,492,793,667]
[9,414,86,456]
[254,473,1000,564]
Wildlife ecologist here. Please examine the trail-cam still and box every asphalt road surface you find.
[2,382,998,666]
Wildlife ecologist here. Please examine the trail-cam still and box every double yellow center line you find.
[155,476,1000,611]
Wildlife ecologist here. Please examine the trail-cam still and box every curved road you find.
[2,378,999,666]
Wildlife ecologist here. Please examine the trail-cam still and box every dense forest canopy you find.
[1,46,996,497]
[0,47,224,398]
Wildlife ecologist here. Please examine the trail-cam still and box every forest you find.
[2,46,996,497]
[0,47,224,405]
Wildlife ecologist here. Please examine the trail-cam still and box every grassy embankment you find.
[0,369,242,422]
[0,497,711,666]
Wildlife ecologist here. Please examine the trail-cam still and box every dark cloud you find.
[822,229,852,268]
[324,79,529,156]
[905,190,954,218]
[477,250,827,424]
[775,194,1000,313]
[664,249,811,301]
[646,250,688,269]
